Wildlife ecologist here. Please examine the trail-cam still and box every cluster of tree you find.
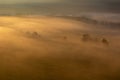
[82,34,109,45]
[79,16,120,27]
[26,31,109,46]
[26,31,41,39]
[62,16,120,28]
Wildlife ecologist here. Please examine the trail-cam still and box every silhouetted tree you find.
[32,32,40,38]
[63,36,67,40]
[102,38,109,45]
[33,32,38,36]
[82,34,91,41]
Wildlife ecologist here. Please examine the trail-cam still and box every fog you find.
[0,0,120,80]
[0,16,120,80]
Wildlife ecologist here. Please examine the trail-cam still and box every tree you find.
[102,38,109,45]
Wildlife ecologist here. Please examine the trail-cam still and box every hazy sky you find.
[0,0,62,4]
[0,0,120,4]
[0,0,120,13]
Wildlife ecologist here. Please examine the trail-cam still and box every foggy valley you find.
[0,0,120,80]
